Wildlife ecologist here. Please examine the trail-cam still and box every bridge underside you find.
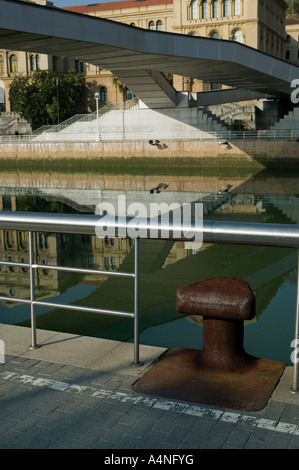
[0,0,298,108]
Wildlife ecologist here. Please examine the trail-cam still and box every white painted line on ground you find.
[0,370,298,436]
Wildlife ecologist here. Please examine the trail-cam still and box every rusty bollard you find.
[176,277,256,371]
[133,277,286,411]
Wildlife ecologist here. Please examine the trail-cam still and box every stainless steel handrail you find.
[0,211,298,392]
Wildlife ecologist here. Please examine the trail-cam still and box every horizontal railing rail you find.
[0,211,298,392]
[2,129,299,143]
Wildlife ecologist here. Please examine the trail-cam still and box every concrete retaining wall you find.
[1,140,299,164]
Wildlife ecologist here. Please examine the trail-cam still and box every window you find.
[156,20,163,30]
[191,0,198,19]
[234,0,241,15]
[0,87,4,110]
[30,54,40,72]
[212,0,219,18]
[75,59,84,72]
[100,86,108,102]
[286,50,290,60]
[233,30,243,43]
[10,54,18,73]
[223,0,230,16]
[148,21,155,30]
[211,31,220,39]
[202,0,208,19]
[30,54,36,72]
[52,56,58,72]
[0,55,4,74]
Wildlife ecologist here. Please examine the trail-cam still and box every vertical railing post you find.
[28,231,39,350]
[134,237,140,365]
[290,249,299,394]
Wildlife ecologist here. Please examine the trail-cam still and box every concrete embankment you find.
[1,140,299,167]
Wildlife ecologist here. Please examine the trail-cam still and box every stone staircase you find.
[265,195,299,224]
[268,105,299,132]
[34,104,229,141]
[0,113,31,135]
[207,103,256,131]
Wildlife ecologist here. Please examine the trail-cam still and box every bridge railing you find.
[0,211,298,393]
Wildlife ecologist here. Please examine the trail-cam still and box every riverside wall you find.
[1,139,299,163]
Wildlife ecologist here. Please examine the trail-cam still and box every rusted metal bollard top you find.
[176,277,255,320]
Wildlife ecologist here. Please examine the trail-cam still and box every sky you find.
[53,0,113,6]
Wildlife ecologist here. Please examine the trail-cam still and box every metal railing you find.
[2,129,299,144]
[0,211,298,392]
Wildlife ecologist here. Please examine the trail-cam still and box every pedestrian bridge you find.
[0,0,298,108]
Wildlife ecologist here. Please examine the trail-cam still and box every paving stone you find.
[201,432,228,449]
[119,408,147,426]
[224,428,252,448]
[162,425,191,446]
[0,353,298,449]
[136,430,166,449]
[289,435,299,449]
[0,430,23,449]
[102,422,132,443]
[267,434,293,449]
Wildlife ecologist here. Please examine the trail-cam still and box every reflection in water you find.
[0,170,298,366]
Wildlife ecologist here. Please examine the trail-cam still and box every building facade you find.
[0,0,291,118]
[286,18,299,66]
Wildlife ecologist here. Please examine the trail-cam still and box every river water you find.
[0,164,298,366]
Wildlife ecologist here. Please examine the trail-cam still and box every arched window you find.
[202,0,208,19]
[233,29,243,43]
[100,86,108,102]
[212,0,219,18]
[191,0,198,19]
[0,55,4,74]
[36,55,40,70]
[156,20,163,31]
[148,21,155,30]
[130,22,136,26]
[211,31,220,39]
[223,0,230,16]
[30,54,36,72]
[10,54,18,73]
[234,0,241,15]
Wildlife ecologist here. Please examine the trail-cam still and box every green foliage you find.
[286,0,299,16]
[9,70,85,127]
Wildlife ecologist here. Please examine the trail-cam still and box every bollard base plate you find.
[133,348,286,412]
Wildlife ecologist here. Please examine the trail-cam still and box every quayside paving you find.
[0,325,298,450]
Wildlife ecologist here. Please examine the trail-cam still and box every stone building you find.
[286,17,299,66]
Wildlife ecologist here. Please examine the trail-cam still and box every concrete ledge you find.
[0,324,166,376]
[271,367,299,406]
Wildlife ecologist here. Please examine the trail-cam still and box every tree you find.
[286,0,299,17]
[9,70,85,127]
